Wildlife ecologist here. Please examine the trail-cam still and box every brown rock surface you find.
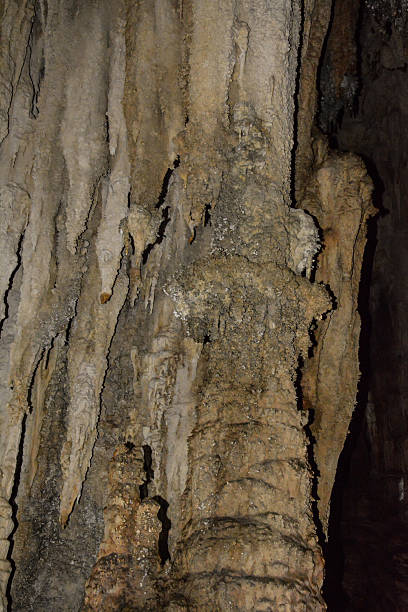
[301,135,375,532]
[0,0,375,610]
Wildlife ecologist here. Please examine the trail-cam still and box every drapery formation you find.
[0,1,373,609]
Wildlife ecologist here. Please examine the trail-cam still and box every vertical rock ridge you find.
[61,5,109,255]
[301,136,375,533]
[96,9,129,304]
[59,255,128,526]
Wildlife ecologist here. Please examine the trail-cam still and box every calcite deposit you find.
[0,0,374,610]
[301,135,375,532]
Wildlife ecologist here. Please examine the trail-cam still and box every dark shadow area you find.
[323,209,379,610]
[139,444,154,501]
[0,232,24,339]
[319,0,408,609]
[6,414,27,612]
[141,156,180,265]
[296,353,326,552]
[138,446,171,565]
[153,495,171,566]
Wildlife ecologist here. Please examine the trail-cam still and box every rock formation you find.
[0,0,376,609]
[319,1,408,608]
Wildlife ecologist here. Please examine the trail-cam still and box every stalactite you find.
[0,0,377,609]
[301,133,375,533]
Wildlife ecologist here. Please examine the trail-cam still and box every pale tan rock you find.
[301,137,375,532]
[96,11,129,304]
[61,7,109,255]
[59,255,128,527]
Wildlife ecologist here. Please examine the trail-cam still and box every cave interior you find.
[320,0,408,609]
[1,0,408,609]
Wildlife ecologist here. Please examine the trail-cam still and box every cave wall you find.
[340,10,408,611]
[0,1,374,609]
[318,1,408,609]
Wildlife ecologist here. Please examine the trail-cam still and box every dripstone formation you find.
[0,1,373,609]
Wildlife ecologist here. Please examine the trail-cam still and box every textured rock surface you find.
[320,1,408,608]
[295,0,332,202]
[301,135,374,532]
[0,0,374,610]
